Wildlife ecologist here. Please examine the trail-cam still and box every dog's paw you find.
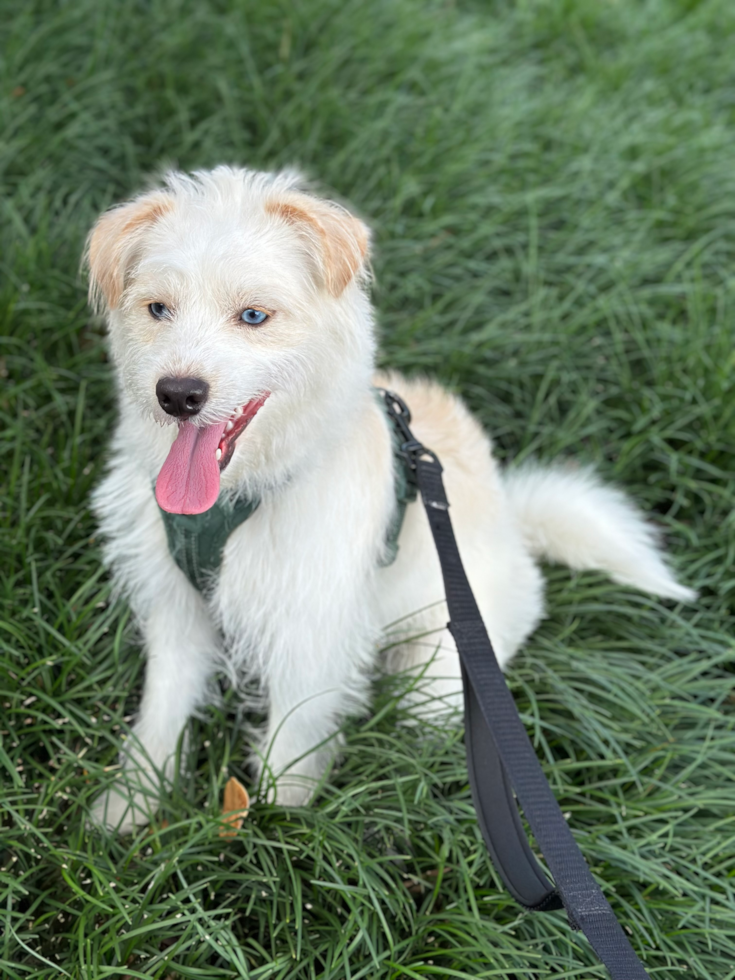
[88,783,158,834]
[397,681,464,724]
[265,775,315,808]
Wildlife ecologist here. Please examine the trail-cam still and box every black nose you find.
[156,377,210,418]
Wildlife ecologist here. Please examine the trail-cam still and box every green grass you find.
[2,0,735,976]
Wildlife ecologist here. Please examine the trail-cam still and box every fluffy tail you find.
[504,464,696,603]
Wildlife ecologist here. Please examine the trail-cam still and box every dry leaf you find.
[219,776,250,838]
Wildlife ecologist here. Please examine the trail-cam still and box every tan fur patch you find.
[86,192,174,310]
[266,193,369,296]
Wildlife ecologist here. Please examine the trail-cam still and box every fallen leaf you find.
[219,776,250,838]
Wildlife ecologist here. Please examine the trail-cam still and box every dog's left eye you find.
[149,302,171,320]
[240,309,269,325]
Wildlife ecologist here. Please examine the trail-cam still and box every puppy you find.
[85,167,694,832]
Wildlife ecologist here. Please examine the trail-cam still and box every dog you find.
[84,166,695,832]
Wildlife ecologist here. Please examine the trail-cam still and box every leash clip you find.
[378,388,441,471]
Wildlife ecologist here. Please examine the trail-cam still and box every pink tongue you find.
[155,420,227,515]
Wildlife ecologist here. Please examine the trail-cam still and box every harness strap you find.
[381,392,418,566]
[159,495,260,592]
[380,388,651,980]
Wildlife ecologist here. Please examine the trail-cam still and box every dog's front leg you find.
[257,636,368,808]
[90,588,219,833]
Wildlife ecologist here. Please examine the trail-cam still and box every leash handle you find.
[380,389,652,980]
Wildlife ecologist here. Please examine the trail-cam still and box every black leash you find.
[380,389,651,980]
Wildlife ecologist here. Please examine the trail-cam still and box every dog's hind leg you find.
[380,488,546,716]
[89,586,219,833]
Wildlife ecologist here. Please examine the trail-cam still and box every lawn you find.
[2,0,735,976]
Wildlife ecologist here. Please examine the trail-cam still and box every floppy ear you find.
[265,192,370,296]
[85,192,173,312]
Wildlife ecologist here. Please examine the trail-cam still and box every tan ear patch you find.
[86,192,174,311]
[266,193,369,296]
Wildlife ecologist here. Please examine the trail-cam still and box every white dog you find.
[85,166,694,832]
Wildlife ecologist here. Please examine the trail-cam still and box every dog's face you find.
[86,168,372,514]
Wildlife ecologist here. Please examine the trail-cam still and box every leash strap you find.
[380,389,651,980]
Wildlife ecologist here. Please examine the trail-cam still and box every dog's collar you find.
[157,390,417,593]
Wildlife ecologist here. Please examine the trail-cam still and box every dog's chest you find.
[214,502,305,638]
[211,465,390,658]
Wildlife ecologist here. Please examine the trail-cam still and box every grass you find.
[1,0,735,976]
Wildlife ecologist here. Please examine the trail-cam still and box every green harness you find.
[159,394,418,593]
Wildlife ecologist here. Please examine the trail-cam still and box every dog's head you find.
[85,167,373,514]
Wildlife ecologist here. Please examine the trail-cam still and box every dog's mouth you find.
[155,394,269,515]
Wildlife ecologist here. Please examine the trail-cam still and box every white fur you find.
[85,167,695,832]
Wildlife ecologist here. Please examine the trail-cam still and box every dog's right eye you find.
[148,302,170,320]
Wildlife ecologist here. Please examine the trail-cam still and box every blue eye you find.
[148,302,170,320]
[240,308,269,325]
